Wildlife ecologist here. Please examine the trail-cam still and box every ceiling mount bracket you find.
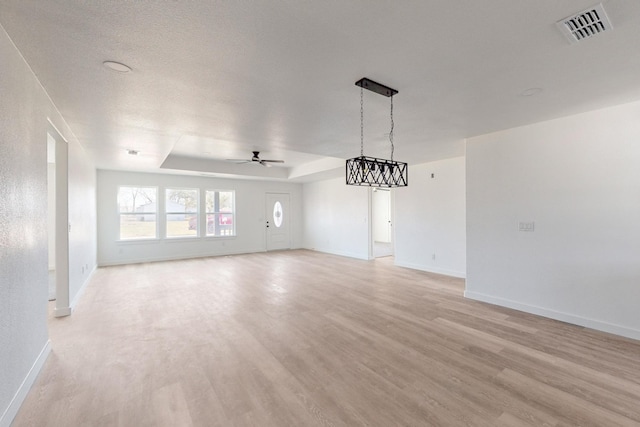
[355,78,398,97]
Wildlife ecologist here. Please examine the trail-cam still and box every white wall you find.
[67,137,97,308]
[466,100,640,340]
[0,24,96,426]
[97,170,303,265]
[394,157,466,277]
[303,177,369,259]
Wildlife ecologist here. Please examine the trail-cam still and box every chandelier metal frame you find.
[346,78,408,188]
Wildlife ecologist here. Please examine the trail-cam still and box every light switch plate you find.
[519,221,535,232]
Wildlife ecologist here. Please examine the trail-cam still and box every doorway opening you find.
[47,121,71,317]
[47,133,56,301]
[371,188,394,258]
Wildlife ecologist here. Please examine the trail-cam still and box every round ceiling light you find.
[103,61,132,73]
[519,87,543,97]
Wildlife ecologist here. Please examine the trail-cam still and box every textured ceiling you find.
[2,1,640,179]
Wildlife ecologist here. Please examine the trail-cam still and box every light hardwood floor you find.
[14,250,640,426]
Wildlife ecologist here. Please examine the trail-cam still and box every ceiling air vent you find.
[556,3,612,44]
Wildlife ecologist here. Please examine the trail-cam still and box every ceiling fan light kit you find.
[346,78,408,188]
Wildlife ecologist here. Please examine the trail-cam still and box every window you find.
[166,188,199,238]
[206,190,235,236]
[118,186,158,240]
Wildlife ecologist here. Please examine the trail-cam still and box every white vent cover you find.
[556,3,612,44]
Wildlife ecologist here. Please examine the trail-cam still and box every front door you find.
[265,193,291,251]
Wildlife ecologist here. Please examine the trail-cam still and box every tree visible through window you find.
[166,188,198,238]
[206,190,235,236]
[118,186,158,240]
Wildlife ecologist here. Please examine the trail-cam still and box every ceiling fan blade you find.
[226,152,284,166]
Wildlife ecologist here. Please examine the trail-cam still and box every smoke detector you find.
[556,3,612,44]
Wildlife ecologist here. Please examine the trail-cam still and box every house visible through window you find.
[166,188,199,238]
[206,190,235,236]
[117,186,158,240]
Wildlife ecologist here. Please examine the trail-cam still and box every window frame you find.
[165,187,200,239]
[117,185,159,241]
[205,189,236,237]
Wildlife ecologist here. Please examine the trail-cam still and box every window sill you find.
[204,235,237,240]
[117,238,160,244]
[164,236,200,243]
[117,236,237,244]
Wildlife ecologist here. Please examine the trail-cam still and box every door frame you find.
[368,187,395,259]
[48,120,71,317]
[265,192,291,251]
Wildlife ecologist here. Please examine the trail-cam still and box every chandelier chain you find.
[390,95,394,161]
[360,87,364,157]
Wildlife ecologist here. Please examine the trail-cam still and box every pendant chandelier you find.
[346,77,408,188]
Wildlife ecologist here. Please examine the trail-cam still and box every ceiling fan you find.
[227,151,284,167]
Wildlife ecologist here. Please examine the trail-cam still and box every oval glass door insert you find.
[273,201,283,228]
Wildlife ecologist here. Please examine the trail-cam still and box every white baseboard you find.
[98,248,267,267]
[54,306,71,317]
[69,265,96,310]
[305,247,369,261]
[393,260,466,279]
[464,290,640,342]
[53,265,98,318]
[0,340,51,427]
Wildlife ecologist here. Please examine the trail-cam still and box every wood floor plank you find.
[496,368,636,427]
[11,250,640,426]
